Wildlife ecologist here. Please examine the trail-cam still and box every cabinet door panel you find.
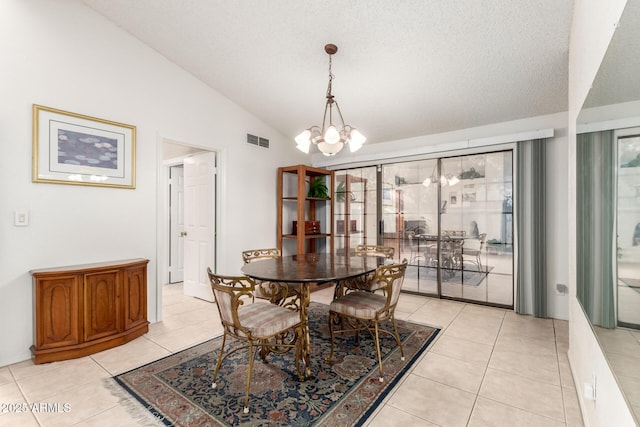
[123,265,147,330]
[36,275,82,349]
[84,270,121,341]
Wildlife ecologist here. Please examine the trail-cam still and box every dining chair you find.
[242,247,281,264]
[405,231,425,265]
[440,237,464,278]
[327,259,408,382]
[443,229,466,237]
[462,232,487,271]
[354,244,395,259]
[336,244,395,297]
[242,248,300,308]
[207,269,304,414]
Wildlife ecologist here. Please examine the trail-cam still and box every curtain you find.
[576,131,616,328]
[515,139,547,317]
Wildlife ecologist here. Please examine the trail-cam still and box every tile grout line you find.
[463,309,504,426]
[553,319,571,426]
[5,367,42,426]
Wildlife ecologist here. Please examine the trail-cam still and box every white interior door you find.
[169,165,185,283]
[183,152,216,301]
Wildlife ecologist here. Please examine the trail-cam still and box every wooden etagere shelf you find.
[277,165,334,255]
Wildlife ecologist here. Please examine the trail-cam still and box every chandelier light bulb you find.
[295,130,311,153]
[324,125,340,144]
[422,178,432,187]
[295,129,311,146]
[296,141,310,154]
[448,175,460,186]
[349,129,366,152]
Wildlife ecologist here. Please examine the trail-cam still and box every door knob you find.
[180,231,187,237]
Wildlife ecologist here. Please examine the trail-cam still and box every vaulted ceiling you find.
[82,0,575,144]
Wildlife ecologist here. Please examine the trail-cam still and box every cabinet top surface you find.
[30,258,149,275]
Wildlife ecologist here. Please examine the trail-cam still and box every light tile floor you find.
[0,284,583,426]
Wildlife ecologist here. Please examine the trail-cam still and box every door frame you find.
[169,164,185,284]
[155,136,228,321]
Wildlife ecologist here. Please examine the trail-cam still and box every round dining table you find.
[241,253,386,378]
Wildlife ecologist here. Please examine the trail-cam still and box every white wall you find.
[0,0,306,367]
[315,112,570,320]
[567,1,635,426]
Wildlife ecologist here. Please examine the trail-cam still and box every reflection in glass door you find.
[332,151,514,308]
[382,152,513,307]
[334,167,378,256]
[617,134,640,328]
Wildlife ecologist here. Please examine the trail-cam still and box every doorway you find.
[169,164,184,283]
[162,140,217,302]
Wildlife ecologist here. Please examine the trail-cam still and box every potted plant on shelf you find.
[335,181,356,202]
[307,177,329,199]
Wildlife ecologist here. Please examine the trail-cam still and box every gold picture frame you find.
[32,104,136,189]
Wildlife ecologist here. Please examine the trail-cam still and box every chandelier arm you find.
[333,100,347,131]
[321,99,330,134]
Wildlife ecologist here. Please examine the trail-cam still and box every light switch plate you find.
[14,211,29,226]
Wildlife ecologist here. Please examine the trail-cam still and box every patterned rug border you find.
[113,302,441,427]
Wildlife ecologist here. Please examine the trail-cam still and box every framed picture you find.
[450,192,457,205]
[32,105,136,188]
[382,187,393,206]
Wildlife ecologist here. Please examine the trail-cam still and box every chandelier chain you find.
[326,54,334,101]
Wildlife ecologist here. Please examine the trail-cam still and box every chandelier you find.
[422,163,459,187]
[295,44,366,156]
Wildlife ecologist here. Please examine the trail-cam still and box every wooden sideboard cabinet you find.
[30,258,149,364]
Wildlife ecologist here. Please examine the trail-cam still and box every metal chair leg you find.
[391,316,405,361]
[212,333,227,389]
[374,322,384,382]
[243,343,257,414]
[327,312,336,362]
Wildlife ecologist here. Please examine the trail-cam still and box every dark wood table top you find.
[240,253,386,284]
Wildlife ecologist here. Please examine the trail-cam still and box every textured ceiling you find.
[81,0,574,144]
[583,0,640,108]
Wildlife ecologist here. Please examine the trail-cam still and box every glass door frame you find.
[333,149,515,309]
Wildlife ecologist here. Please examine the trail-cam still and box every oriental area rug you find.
[111,302,440,427]
[406,265,494,287]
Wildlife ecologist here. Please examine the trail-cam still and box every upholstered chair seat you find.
[329,291,387,318]
[236,302,302,338]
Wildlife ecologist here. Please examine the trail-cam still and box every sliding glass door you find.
[617,134,640,328]
[333,151,514,308]
[382,159,439,294]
